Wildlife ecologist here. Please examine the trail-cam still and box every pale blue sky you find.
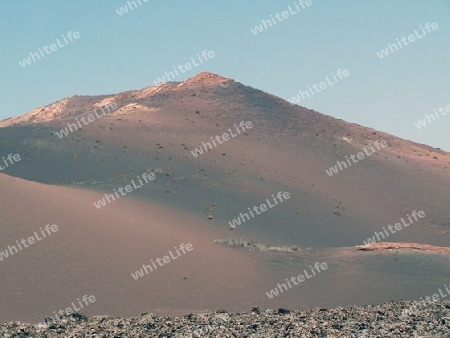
[1,0,449,149]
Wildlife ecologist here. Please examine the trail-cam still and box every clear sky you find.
[1,1,449,150]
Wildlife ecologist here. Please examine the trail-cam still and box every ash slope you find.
[2,172,448,324]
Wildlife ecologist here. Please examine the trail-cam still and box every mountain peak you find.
[183,72,231,86]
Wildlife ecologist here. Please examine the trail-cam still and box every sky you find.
[1,0,449,150]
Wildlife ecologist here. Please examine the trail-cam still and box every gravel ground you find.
[1,300,449,337]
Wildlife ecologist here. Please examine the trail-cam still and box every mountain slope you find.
[0,72,448,247]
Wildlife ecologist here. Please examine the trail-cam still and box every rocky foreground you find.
[1,301,449,337]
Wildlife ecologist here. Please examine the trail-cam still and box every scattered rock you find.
[2,301,448,336]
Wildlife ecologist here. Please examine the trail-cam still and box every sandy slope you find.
[0,174,449,324]
[0,174,268,322]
